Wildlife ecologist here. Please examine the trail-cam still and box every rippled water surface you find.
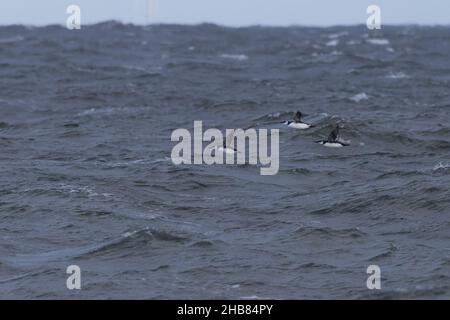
[1,22,450,299]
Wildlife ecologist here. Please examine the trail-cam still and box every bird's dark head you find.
[294,111,302,122]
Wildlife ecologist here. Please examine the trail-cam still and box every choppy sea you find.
[1,22,450,299]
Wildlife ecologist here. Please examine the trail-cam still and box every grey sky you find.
[0,0,449,26]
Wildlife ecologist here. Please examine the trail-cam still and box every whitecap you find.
[328,31,348,39]
[267,112,281,118]
[350,92,369,102]
[240,295,272,300]
[77,106,145,117]
[326,39,339,47]
[78,107,123,116]
[433,162,450,171]
[58,184,113,198]
[219,54,248,61]
[386,72,409,79]
[366,38,390,45]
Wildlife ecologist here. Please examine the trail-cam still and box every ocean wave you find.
[386,71,409,79]
[58,184,113,198]
[1,227,190,268]
[328,31,348,39]
[0,35,24,44]
[349,92,369,102]
[291,226,367,239]
[433,162,450,171]
[106,157,171,168]
[366,38,390,45]
[219,54,249,61]
[325,39,339,47]
[77,106,144,117]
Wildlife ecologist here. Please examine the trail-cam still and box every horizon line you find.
[2,20,450,29]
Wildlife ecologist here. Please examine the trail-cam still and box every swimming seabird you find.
[316,125,350,147]
[283,111,314,129]
[216,130,238,154]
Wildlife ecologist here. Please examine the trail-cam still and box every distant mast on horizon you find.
[145,0,156,25]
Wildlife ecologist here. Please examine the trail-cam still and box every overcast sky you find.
[1,0,449,26]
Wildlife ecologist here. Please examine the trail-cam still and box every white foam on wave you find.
[219,54,249,61]
[386,72,409,79]
[366,38,390,45]
[328,31,348,39]
[78,107,127,116]
[326,39,339,47]
[59,184,113,198]
[433,162,450,171]
[77,106,148,117]
[240,295,272,300]
[350,92,369,102]
[266,112,281,118]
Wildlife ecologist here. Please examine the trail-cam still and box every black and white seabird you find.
[283,111,314,129]
[316,125,350,148]
[216,131,238,154]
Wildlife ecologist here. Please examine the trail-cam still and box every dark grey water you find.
[1,22,450,299]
